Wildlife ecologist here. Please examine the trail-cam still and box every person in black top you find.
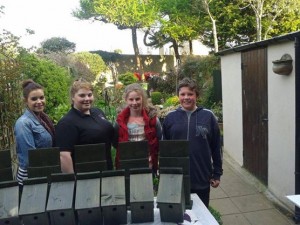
[55,78,114,173]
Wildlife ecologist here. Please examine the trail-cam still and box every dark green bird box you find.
[46,173,76,225]
[118,141,149,207]
[0,180,20,225]
[28,147,61,179]
[129,168,154,223]
[0,150,13,182]
[74,143,108,173]
[19,177,49,225]
[118,141,148,160]
[157,168,185,223]
[75,171,102,225]
[159,140,193,209]
[159,157,189,174]
[159,140,189,157]
[101,170,127,225]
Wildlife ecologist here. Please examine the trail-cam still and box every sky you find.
[1,0,150,54]
[1,0,209,55]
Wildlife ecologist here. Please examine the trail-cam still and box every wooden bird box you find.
[0,150,13,182]
[75,171,102,225]
[46,173,75,225]
[157,168,185,223]
[27,147,61,179]
[74,143,107,173]
[129,168,154,223]
[19,177,49,225]
[0,180,20,225]
[101,170,127,225]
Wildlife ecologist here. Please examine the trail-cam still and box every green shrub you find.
[211,101,223,123]
[51,104,70,124]
[164,96,179,107]
[151,92,162,105]
[209,206,222,224]
[119,72,138,86]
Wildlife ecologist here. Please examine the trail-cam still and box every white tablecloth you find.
[287,195,300,208]
[126,194,219,225]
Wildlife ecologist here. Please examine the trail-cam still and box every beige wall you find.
[268,42,295,208]
[221,41,296,211]
[221,53,244,166]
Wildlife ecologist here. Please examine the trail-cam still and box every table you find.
[126,194,219,225]
[286,195,300,208]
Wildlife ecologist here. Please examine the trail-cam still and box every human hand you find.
[210,179,220,188]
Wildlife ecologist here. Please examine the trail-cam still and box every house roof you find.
[217,31,300,56]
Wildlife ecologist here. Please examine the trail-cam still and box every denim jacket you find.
[14,109,53,169]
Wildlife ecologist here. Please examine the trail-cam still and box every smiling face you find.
[178,86,197,111]
[72,88,94,114]
[126,91,143,114]
[25,89,46,113]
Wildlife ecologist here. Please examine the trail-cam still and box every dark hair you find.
[22,79,43,99]
[177,77,200,97]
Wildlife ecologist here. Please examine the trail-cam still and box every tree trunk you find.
[203,0,218,52]
[172,39,181,63]
[131,27,144,76]
[212,18,218,52]
[189,40,193,55]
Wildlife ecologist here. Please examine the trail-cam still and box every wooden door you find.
[242,48,268,184]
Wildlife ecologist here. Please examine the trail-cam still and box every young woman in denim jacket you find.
[14,80,55,186]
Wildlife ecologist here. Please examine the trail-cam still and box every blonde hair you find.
[70,78,93,98]
[123,83,148,109]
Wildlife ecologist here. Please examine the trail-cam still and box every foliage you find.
[19,52,71,119]
[194,0,300,50]
[209,206,222,224]
[144,0,203,60]
[155,71,178,96]
[179,55,220,80]
[74,0,159,73]
[118,72,138,86]
[210,101,223,122]
[0,30,23,150]
[164,96,179,107]
[40,37,76,54]
[151,92,162,105]
[51,103,71,124]
[73,52,107,80]
[90,50,122,64]
[153,175,159,196]
[158,105,178,119]
[39,52,95,82]
[240,0,300,41]
[0,60,22,150]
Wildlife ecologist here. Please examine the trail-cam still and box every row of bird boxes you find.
[0,168,186,225]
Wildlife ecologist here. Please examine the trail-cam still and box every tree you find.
[72,51,107,81]
[40,37,76,54]
[74,0,158,74]
[144,0,202,60]
[195,0,219,52]
[240,0,300,41]
[19,52,71,118]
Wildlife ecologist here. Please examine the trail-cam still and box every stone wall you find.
[91,50,203,75]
